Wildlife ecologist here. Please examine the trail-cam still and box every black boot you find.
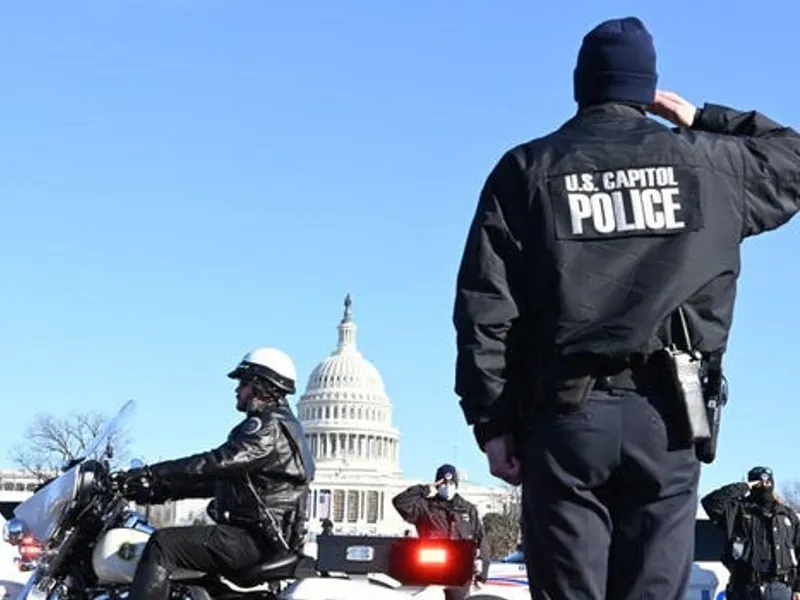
[129,560,170,600]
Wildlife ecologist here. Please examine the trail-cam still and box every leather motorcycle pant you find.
[129,524,271,600]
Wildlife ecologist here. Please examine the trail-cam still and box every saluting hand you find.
[427,479,445,497]
[485,435,521,486]
[647,90,698,128]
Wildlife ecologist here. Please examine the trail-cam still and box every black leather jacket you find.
[146,401,315,543]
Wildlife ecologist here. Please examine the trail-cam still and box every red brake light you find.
[388,539,475,587]
[417,547,447,564]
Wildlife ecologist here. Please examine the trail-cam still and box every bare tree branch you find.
[482,485,522,559]
[780,480,800,511]
[9,410,132,481]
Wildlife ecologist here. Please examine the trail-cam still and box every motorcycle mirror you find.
[129,458,145,470]
[2,518,26,546]
[105,440,114,459]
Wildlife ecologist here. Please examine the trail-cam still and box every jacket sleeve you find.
[453,150,529,430]
[392,484,435,524]
[692,103,800,237]
[786,509,800,593]
[148,416,277,486]
[157,479,215,502]
[700,482,748,527]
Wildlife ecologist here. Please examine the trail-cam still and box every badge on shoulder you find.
[242,417,263,436]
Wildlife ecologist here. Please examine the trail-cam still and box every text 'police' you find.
[564,167,686,236]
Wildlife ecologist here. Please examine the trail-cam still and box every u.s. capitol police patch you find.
[550,165,703,241]
[242,417,262,435]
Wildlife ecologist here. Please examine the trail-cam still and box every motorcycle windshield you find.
[82,398,135,462]
[13,465,80,543]
[13,399,136,543]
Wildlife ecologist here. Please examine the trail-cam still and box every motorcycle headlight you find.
[2,518,27,546]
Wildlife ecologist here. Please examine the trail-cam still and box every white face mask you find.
[438,483,456,501]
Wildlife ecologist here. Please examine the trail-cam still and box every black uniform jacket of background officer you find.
[144,401,315,536]
[454,102,800,430]
[392,485,490,560]
[702,483,800,591]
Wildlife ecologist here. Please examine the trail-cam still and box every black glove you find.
[120,467,157,505]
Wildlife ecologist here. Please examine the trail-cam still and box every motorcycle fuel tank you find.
[91,528,204,584]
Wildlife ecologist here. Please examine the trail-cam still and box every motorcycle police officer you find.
[392,464,489,600]
[452,15,800,600]
[702,467,800,600]
[122,347,315,600]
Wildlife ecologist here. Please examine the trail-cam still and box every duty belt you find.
[752,571,792,585]
[593,369,640,391]
[557,353,668,393]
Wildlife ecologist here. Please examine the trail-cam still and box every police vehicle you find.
[474,517,730,600]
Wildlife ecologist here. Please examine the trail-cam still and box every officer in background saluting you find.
[392,464,489,600]
[702,467,800,600]
[452,15,800,600]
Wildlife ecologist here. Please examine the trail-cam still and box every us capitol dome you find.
[298,294,400,477]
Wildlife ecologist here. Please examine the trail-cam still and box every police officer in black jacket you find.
[122,347,315,600]
[452,15,800,600]
[392,464,489,600]
[702,467,800,600]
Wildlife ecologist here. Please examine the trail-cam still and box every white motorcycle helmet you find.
[227,347,297,395]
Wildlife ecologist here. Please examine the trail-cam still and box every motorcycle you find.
[4,400,478,600]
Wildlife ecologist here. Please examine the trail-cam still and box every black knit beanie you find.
[573,17,658,109]
[435,463,459,486]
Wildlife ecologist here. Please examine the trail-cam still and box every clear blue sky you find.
[1,1,798,498]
